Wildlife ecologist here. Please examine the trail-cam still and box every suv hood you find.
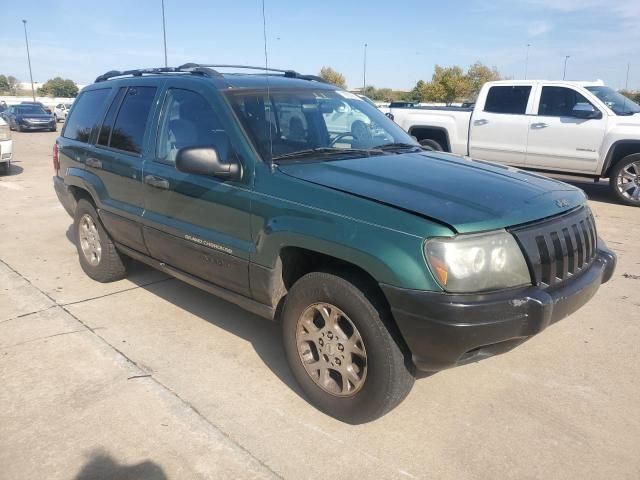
[278,152,586,233]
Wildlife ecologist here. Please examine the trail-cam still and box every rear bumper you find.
[53,176,76,217]
[0,139,12,163]
[382,240,616,372]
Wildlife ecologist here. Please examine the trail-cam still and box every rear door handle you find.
[531,122,549,129]
[144,175,170,190]
[85,157,102,169]
[473,119,488,126]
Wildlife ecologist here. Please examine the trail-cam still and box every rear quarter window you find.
[63,89,111,142]
[108,87,157,154]
[484,86,531,114]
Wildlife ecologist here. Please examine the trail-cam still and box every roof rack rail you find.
[178,63,330,84]
[94,65,222,83]
[94,64,330,85]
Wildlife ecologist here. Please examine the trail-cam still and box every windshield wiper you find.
[373,142,422,152]
[272,147,383,162]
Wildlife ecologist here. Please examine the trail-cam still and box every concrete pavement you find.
[1,130,639,479]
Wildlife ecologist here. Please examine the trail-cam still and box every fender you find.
[600,140,640,177]
[408,125,452,152]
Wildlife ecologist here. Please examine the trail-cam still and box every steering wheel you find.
[329,132,356,147]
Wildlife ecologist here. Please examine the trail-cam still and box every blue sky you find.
[1,0,638,90]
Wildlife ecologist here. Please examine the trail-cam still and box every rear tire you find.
[74,199,128,282]
[282,271,414,423]
[0,162,9,176]
[609,153,640,207]
[419,138,443,151]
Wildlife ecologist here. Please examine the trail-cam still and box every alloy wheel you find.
[78,214,102,266]
[616,160,640,204]
[296,302,368,397]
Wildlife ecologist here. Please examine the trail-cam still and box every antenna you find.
[261,0,274,165]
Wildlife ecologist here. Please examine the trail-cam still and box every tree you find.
[0,75,9,93]
[424,65,471,105]
[7,76,19,94]
[467,61,500,97]
[37,77,79,97]
[319,66,347,89]
[620,89,640,104]
[362,86,396,101]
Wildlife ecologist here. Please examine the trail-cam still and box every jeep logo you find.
[556,199,570,208]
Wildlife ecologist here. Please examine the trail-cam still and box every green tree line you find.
[0,75,78,97]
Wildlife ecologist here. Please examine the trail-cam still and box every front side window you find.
[585,86,640,116]
[226,88,415,161]
[63,88,111,143]
[484,86,531,114]
[156,88,228,164]
[538,86,595,117]
[109,86,157,154]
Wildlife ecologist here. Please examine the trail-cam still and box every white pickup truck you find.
[389,80,640,206]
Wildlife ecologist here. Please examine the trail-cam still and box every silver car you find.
[53,103,73,122]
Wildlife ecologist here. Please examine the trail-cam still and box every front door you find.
[526,85,607,174]
[469,84,534,166]
[141,84,253,296]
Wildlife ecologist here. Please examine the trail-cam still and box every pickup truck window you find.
[226,89,414,161]
[156,88,226,164]
[538,86,594,117]
[63,88,111,143]
[484,86,531,115]
[585,86,640,116]
[109,86,157,154]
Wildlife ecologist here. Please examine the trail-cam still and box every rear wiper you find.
[373,142,422,152]
[272,147,383,162]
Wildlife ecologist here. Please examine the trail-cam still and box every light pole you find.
[161,0,168,67]
[22,20,36,101]
[362,43,367,94]
[625,63,630,90]
[524,43,531,80]
[563,55,570,80]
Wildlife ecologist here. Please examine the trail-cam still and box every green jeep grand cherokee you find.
[53,64,616,423]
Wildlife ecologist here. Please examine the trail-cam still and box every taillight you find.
[53,143,60,176]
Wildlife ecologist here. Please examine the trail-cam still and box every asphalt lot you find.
[1,130,639,480]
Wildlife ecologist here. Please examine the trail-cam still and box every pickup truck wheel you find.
[610,154,640,206]
[74,199,128,282]
[419,139,443,151]
[282,271,414,423]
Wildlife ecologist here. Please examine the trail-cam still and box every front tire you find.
[282,271,414,423]
[419,138,443,151]
[74,199,128,282]
[610,153,640,207]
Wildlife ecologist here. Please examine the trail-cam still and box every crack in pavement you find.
[0,257,283,479]
[4,328,84,349]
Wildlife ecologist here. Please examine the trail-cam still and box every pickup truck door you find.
[525,85,607,174]
[141,83,253,297]
[468,85,534,166]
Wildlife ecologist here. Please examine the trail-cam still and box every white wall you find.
[0,95,75,109]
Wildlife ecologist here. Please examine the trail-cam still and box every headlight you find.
[425,230,531,293]
[0,124,10,141]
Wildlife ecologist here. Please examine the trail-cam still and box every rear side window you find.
[63,89,111,142]
[97,88,127,147]
[484,86,531,114]
[109,87,157,154]
[538,86,593,117]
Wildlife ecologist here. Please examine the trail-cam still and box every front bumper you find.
[19,120,55,130]
[382,240,616,372]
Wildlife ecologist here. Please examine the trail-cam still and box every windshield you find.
[585,86,640,115]
[16,105,47,115]
[225,88,418,161]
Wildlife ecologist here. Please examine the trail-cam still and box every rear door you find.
[525,85,607,173]
[88,84,161,253]
[469,85,534,165]
[141,82,253,296]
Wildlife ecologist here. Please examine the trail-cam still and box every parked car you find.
[5,104,56,132]
[54,102,73,122]
[53,65,616,423]
[0,116,13,175]
[21,101,52,114]
[389,80,640,206]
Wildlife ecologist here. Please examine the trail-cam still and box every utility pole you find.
[362,43,367,94]
[563,55,570,80]
[161,0,168,67]
[22,20,36,101]
[524,43,531,80]
[625,63,630,90]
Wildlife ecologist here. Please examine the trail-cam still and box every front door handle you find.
[473,119,488,126]
[531,122,549,129]
[144,175,170,190]
[85,157,102,169]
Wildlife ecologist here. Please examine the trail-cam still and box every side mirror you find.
[175,146,241,180]
[572,103,602,119]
